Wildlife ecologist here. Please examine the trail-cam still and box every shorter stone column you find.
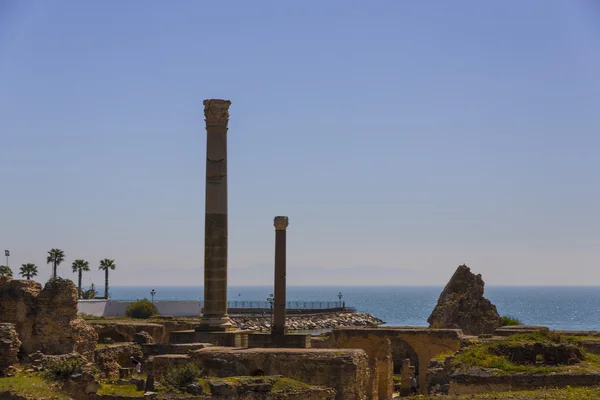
[272,216,289,335]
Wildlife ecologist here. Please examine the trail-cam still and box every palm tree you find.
[19,263,38,280]
[72,259,90,298]
[47,248,65,279]
[98,259,116,299]
[0,265,13,277]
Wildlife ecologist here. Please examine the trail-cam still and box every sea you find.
[108,286,600,331]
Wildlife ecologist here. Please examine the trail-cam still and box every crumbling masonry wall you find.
[0,277,97,358]
[149,347,369,400]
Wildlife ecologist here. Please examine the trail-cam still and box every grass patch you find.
[97,383,144,397]
[419,386,600,399]
[270,377,311,393]
[0,372,71,399]
[452,331,600,375]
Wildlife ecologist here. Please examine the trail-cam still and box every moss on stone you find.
[270,377,311,393]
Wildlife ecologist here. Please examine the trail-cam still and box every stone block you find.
[148,347,368,400]
[247,333,310,348]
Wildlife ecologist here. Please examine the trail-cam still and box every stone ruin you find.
[0,276,98,363]
[428,264,501,335]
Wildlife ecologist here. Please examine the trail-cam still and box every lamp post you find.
[150,289,156,304]
[4,250,9,267]
[267,293,274,331]
[338,292,343,309]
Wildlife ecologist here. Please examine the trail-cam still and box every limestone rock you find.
[71,318,99,361]
[0,277,97,359]
[0,277,41,353]
[0,323,21,376]
[134,331,155,344]
[428,264,501,335]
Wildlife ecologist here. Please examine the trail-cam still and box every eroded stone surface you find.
[0,277,98,358]
[428,265,501,335]
[149,347,368,400]
[0,323,21,375]
[94,343,143,378]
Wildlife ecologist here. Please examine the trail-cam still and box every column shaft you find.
[200,99,233,331]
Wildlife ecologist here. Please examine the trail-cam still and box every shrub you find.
[166,363,202,388]
[44,357,85,381]
[125,299,158,319]
[501,315,522,326]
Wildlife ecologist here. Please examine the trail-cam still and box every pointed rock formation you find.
[428,264,501,335]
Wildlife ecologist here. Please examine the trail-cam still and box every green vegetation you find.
[71,259,90,298]
[452,331,600,375]
[47,248,65,279]
[44,357,85,381]
[81,283,98,299]
[501,315,523,326]
[0,265,13,277]
[419,386,600,400]
[99,258,116,299]
[0,372,71,399]
[125,298,159,319]
[19,263,38,280]
[97,383,144,397]
[270,377,311,393]
[165,363,202,388]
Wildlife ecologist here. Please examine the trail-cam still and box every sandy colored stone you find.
[0,277,97,358]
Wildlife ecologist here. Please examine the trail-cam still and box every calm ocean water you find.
[108,286,600,331]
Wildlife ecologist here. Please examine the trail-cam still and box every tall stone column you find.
[199,99,233,331]
[272,216,289,335]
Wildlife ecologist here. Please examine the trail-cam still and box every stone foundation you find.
[148,347,369,400]
[170,329,248,347]
[449,369,600,394]
[141,342,212,356]
[247,333,310,348]
[88,321,167,344]
[94,343,143,378]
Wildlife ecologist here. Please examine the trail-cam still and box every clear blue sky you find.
[1,1,599,286]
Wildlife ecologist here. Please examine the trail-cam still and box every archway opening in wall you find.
[390,338,419,396]
[391,338,419,374]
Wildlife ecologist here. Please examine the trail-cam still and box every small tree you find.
[19,263,38,280]
[125,299,158,319]
[81,283,98,300]
[0,265,13,278]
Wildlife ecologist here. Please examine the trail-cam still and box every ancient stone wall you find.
[88,321,167,344]
[449,370,600,395]
[94,343,143,378]
[0,277,41,353]
[0,277,97,358]
[149,347,369,400]
[0,323,21,375]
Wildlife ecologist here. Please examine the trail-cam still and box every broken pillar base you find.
[170,330,248,347]
[195,315,235,332]
[247,333,311,348]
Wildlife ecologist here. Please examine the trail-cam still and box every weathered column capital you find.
[274,216,289,231]
[203,99,231,127]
